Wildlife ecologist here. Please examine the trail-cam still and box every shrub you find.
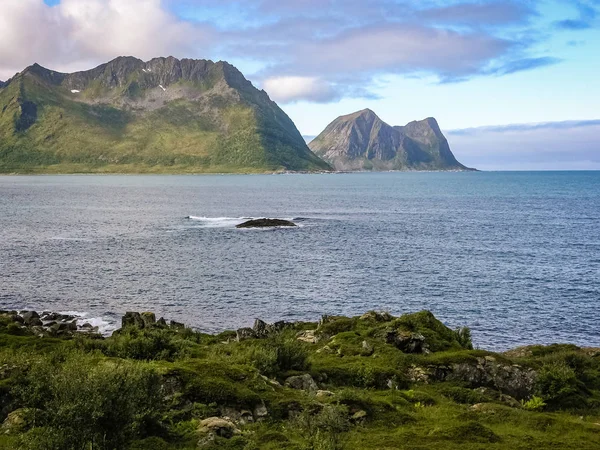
[12,351,163,449]
[536,362,582,408]
[294,404,350,450]
[80,328,194,361]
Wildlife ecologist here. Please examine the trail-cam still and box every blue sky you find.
[3,0,600,169]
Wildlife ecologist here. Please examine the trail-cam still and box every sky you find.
[0,0,599,170]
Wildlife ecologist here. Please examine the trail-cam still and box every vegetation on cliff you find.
[0,57,330,174]
[0,310,598,449]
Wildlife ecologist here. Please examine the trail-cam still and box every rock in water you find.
[236,218,297,228]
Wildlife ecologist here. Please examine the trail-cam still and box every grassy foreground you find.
[0,310,598,449]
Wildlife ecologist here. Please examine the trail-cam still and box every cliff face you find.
[0,57,330,173]
[309,109,470,171]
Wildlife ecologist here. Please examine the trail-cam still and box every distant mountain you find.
[0,56,330,173]
[309,109,471,171]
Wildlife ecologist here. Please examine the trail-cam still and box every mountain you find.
[308,109,471,171]
[0,56,330,173]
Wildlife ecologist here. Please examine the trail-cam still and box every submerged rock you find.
[236,218,297,228]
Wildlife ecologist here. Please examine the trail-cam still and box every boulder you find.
[236,328,256,341]
[252,319,291,338]
[253,319,268,337]
[361,340,375,356]
[253,403,269,420]
[25,317,43,327]
[170,320,185,329]
[387,331,429,354]
[20,311,39,323]
[122,312,145,329]
[236,218,296,228]
[285,374,318,392]
[141,312,156,326]
[316,390,335,399]
[297,329,318,344]
[198,417,240,439]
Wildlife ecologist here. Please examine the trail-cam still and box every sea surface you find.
[1,172,599,350]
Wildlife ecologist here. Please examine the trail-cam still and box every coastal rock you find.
[387,331,429,354]
[253,319,292,337]
[170,320,185,329]
[141,312,156,326]
[122,312,145,329]
[445,359,537,399]
[409,358,537,399]
[20,311,39,324]
[236,328,256,341]
[236,218,297,228]
[285,374,318,392]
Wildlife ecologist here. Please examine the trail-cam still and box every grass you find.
[0,310,599,449]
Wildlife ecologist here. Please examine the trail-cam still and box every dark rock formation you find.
[236,218,297,228]
[387,330,429,354]
[309,108,471,171]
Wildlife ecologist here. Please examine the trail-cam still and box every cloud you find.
[446,120,600,170]
[0,0,567,103]
[419,1,535,26]
[262,76,340,103]
[554,0,599,30]
[0,0,211,80]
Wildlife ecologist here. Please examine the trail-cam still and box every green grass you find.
[0,310,599,449]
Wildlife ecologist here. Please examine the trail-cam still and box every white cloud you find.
[447,121,600,170]
[0,0,211,80]
[262,76,339,103]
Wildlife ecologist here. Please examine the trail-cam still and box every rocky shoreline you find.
[1,308,599,449]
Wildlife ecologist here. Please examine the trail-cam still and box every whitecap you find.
[186,216,252,228]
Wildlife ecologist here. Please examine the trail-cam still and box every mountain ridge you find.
[0,56,330,173]
[309,109,471,171]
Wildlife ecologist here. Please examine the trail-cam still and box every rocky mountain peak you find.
[310,109,471,171]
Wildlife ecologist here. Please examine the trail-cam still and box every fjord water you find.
[1,172,598,350]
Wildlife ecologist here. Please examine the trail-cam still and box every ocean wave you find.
[59,310,118,336]
[186,216,252,228]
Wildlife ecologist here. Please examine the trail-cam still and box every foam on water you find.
[60,311,118,336]
[185,216,303,229]
[186,216,251,228]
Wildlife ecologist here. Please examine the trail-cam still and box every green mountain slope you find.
[0,57,330,173]
[309,109,471,171]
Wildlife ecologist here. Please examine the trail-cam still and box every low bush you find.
[12,351,163,450]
